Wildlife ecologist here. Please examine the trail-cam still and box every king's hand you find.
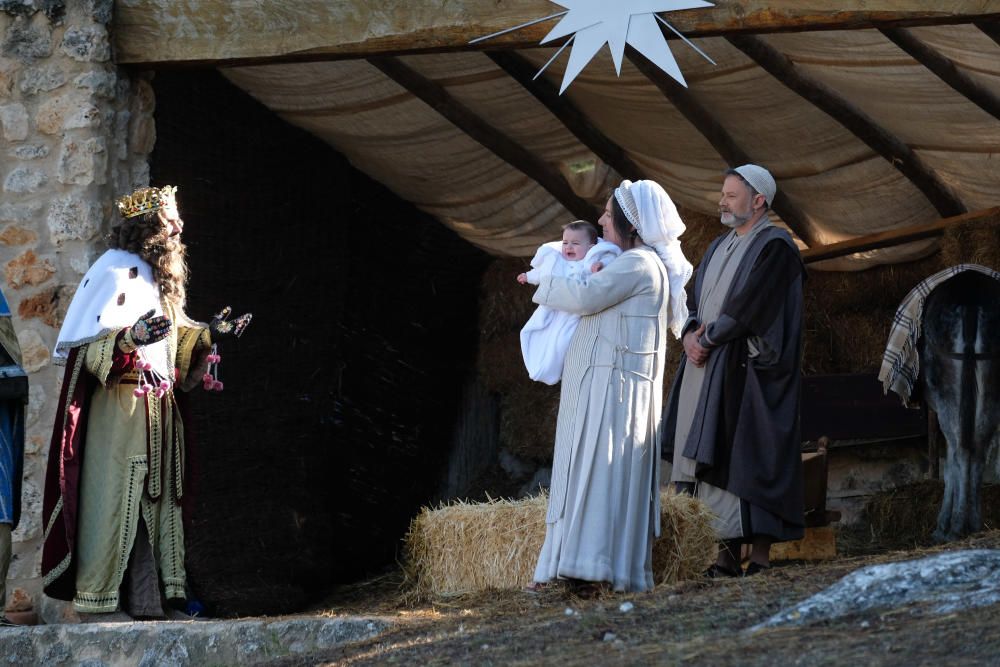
[210,306,253,340]
[130,309,172,346]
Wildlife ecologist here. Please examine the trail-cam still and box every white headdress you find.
[614,180,693,338]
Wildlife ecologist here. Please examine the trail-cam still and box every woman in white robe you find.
[530,180,692,592]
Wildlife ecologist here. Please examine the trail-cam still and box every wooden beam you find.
[880,27,1000,120]
[113,1,1000,67]
[368,56,599,222]
[975,19,1000,47]
[800,206,1000,264]
[626,49,819,247]
[486,51,644,182]
[727,34,967,219]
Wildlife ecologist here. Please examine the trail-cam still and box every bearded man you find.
[662,164,805,577]
[41,185,250,619]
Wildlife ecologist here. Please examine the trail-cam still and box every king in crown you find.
[115,185,178,219]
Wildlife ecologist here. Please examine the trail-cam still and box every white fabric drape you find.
[223,26,1000,270]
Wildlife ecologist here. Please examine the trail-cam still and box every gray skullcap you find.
[733,164,776,207]
[613,180,641,232]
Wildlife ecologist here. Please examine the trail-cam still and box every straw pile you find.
[802,256,939,374]
[652,488,718,584]
[858,480,1000,549]
[939,210,1000,270]
[403,490,717,597]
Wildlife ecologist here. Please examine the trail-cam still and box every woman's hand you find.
[683,324,710,367]
[130,309,172,346]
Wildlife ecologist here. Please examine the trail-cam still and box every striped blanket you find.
[878,264,1000,407]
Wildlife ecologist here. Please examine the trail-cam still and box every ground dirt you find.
[261,530,1000,666]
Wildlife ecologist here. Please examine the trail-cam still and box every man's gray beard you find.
[720,211,751,228]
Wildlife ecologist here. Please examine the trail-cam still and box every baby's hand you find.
[516,273,528,284]
[590,262,604,273]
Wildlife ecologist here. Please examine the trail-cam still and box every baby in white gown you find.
[517,221,621,384]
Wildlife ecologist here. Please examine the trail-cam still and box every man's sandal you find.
[704,563,741,578]
[743,562,771,577]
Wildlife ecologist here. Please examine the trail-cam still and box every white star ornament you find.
[541,0,714,93]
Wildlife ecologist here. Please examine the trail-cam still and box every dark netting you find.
[149,69,490,616]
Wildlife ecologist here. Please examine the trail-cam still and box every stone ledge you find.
[0,615,389,666]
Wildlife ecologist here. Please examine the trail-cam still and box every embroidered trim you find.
[147,395,162,500]
[118,328,138,354]
[115,456,148,590]
[74,590,119,613]
[43,553,71,588]
[42,497,63,543]
[55,327,120,357]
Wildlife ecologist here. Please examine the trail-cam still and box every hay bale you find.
[651,488,718,584]
[404,490,717,597]
[939,211,1000,270]
[858,480,1000,549]
[404,495,549,597]
[802,256,940,374]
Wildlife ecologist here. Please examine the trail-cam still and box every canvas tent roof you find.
[116,3,1000,270]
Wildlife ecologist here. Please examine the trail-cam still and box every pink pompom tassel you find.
[133,387,145,398]
[212,380,224,392]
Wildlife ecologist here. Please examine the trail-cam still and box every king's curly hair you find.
[108,212,188,310]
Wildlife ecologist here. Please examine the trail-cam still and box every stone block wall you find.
[0,0,152,607]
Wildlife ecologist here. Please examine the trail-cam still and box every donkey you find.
[920,271,1000,542]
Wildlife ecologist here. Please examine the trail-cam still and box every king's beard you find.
[143,232,188,310]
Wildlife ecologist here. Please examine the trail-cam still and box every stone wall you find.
[0,0,152,608]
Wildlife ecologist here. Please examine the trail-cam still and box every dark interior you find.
[148,69,491,616]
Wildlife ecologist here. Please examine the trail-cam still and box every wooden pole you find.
[626,49,819,247]
[975,19,1000,47]
[113,1,1000,67]
[487,51,644,182]
[369,56,600,222]
[727,34,968,219]
[800,206,1000,264]
[880,27,1000,120]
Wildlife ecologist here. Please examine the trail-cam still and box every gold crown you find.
[115,185,178,219]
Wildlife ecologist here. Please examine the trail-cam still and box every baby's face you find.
[562,228,595,261]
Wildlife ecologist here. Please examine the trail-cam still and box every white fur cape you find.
[54,249,171,377]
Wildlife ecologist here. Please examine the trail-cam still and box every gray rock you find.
[10,143,49,159]
[0,101,28,140]
[73,69,115,97]
[86,0,111,25]
[2,16,52,62]
[0,200,42,222]
[57,136,107,185]
[47,194,101,244]
[19,63,65,95]
[752,549,1000,630]
[3,165,47,193]
[59,25,108,62]
[0,1,34,18]
[0,617,389,666]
